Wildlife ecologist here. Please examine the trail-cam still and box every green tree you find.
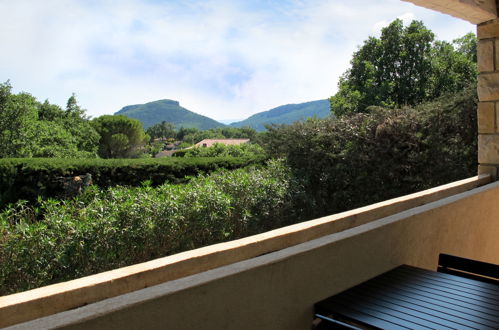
[0,82,39,157]
[182,143,266,158]
[331,19,476,116]
[428,39,477,99]
[453,32,477,62]
[92,115,149,158]
[264,85,477,217]
[30,121,80,157]
[65,93,86,118]
[39,100,65,121]
[60,94,99,154]
[176,127,199,141]
[146,121,176,140]
[0,82,99,158]
[217,126,258,140]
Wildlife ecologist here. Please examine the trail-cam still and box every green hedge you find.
[0,160,303,294]
[262,86,477,218]
[0,156,266,207]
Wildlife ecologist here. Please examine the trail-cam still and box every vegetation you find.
[115,99,225,130]
[263,84,477,217]
[0,160,303,295]
[91,115,149,158]
[331,19,476,116]
[0,156,266,207]
[0,82,99,158]
[230,99,331,131]
[0,19,479,295]
[146,121,177,140]
[180,143,266,158]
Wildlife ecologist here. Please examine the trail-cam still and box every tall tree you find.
[0,82,39,157]
[331,19,476,116]
[146,121,176,140]
[0,82,99,158]
[66,93,85,117]
[92,115,149,158]
[61,94,99,154]
[176,127,199,141]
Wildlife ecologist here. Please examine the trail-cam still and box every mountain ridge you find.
[230,99,331,131]
[115,98,332,131]
[115,99,225,130]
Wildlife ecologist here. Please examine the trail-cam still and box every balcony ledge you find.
[2,174,498,329]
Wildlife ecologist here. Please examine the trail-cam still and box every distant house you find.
[194,139,250,148]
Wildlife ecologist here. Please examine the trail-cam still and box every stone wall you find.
[478,19,499,179]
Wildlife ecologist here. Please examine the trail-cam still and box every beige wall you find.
[12,180,499,330]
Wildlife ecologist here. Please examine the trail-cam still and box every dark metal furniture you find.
[438,253,499,285]
[315,264,499,329]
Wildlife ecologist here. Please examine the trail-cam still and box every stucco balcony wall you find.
[6,176,499,330]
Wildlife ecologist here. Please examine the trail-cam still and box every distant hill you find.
[230,99,331,131]
[115,99,225,130]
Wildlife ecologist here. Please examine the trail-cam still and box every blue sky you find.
[0,0,474,121]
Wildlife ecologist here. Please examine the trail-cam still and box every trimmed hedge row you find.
[0,156,266,207]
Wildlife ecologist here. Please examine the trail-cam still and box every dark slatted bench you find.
[314,255,499,329]
[438,253,499,285]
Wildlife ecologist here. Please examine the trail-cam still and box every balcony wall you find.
[4,175,499,330]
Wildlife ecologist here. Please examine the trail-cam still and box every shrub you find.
[262,86,477,217]
[0,156,266,207]
[0,160,303,294]
[180,143,266,158]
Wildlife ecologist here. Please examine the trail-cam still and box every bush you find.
[0,156,266,207]
[0,160,303,294]
[180,143,266,158]
[262,86,477,217]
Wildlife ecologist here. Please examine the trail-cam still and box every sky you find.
[0,0,475,122]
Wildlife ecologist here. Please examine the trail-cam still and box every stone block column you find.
[477,19,499,180]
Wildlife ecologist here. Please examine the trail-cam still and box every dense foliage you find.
[0,22,480,296]
[179,143,266,158]
[0,156,266,207]
[91,115,149,158]
[331,19,477,116]
[0,82,99,158]
[264,85,477,217]
[146,121,177,140]
[0,160,303,294]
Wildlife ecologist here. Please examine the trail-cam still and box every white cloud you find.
[398,12,416,24]
[0,0,475,121]
[373,20,390,33]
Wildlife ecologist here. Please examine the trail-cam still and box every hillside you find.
[230,99,331,131]
[115,99,225,130]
